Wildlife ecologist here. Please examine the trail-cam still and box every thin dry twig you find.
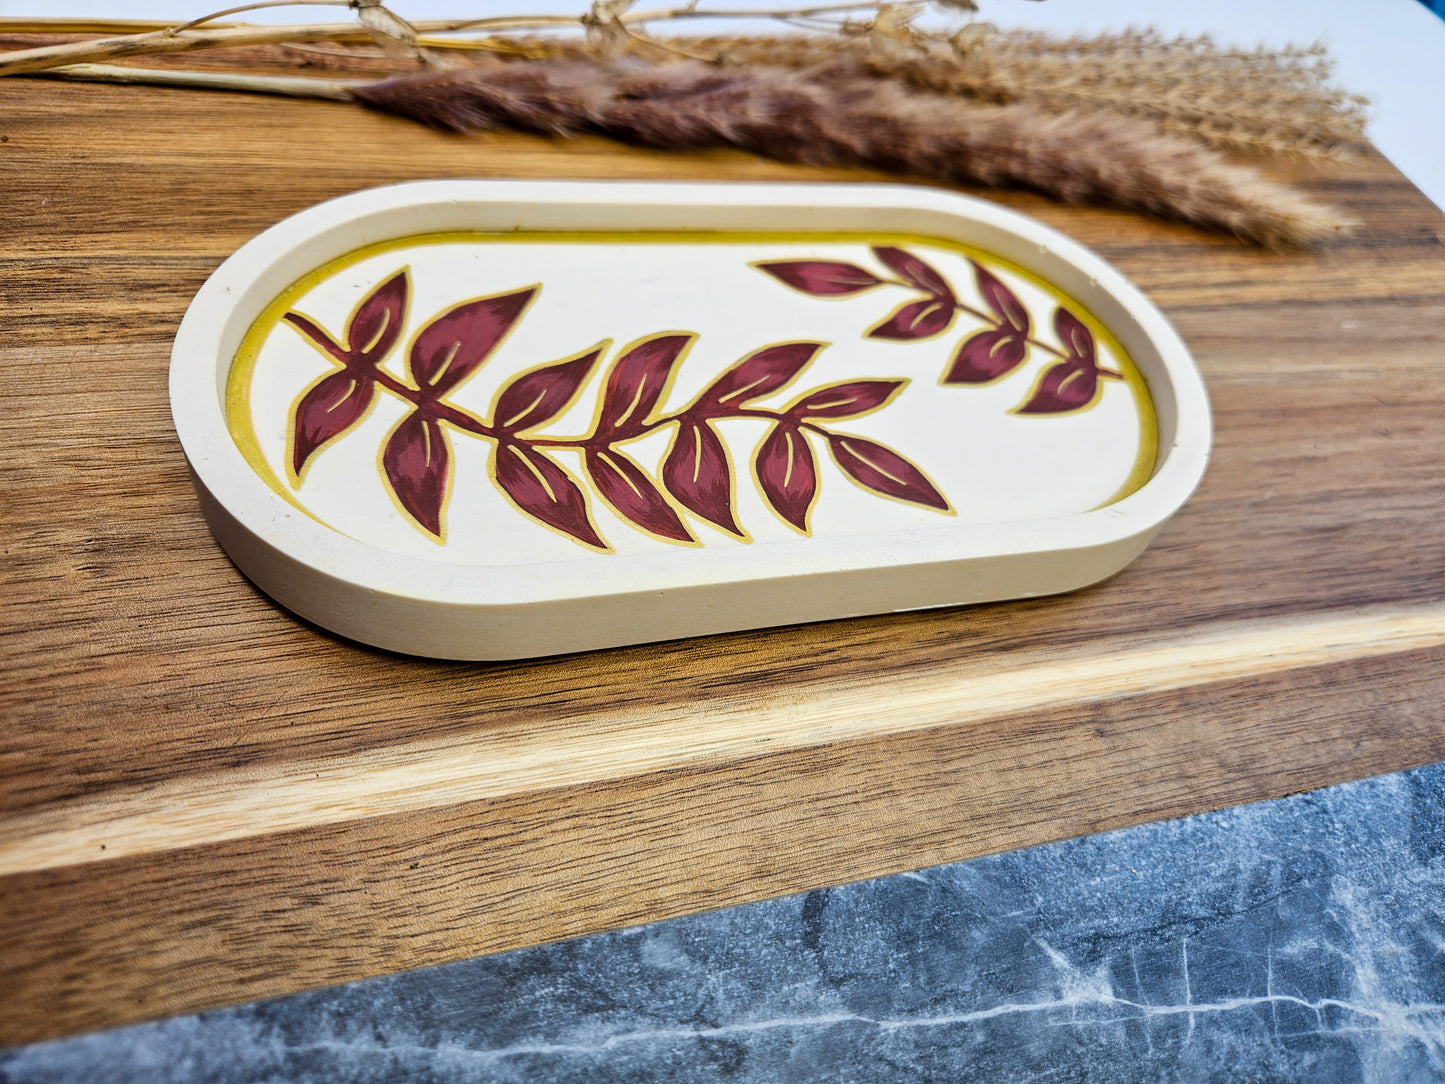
[0,16,575,76]
[43,60,357,98]
[168,0,351,36]
[0,5,875,77]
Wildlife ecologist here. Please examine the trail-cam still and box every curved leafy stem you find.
[282,270,950,547]
[755,246,1127,413]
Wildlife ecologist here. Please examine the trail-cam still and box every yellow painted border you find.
[226,230,1159,539]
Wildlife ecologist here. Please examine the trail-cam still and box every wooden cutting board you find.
[2,72,1444,1047]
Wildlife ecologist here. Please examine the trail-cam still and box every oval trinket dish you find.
[171,180,1210,660]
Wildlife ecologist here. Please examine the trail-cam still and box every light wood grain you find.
[2,69,1444,1046]
[6,604,1445,876]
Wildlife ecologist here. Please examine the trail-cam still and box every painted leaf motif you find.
[827,434,949,510]
[291,369,375,479]
[586,447,695,543]
[345,270,409,361]
[409,287,535,395]
[493,441,606,550]
[944,328,1029,383]
[1016,307,1118,414]
[283,270,409,368]
[872,246,955,300]
[971,261,1030,334]
[754,422,817,533]
[382,411,449,537]
[1014,359,1101,414]
[696,342,822,413]
[1053,306,1095,364]
[661,418,741,536]
[868,298,957,341]
[493,346,603,433]
[282,312,351,366]
[786,380,904,419]
[597,334,693,433]
[754,260,884,297]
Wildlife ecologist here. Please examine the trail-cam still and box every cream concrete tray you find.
[170,179,1210,659]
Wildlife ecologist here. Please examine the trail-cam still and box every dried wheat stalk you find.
[870,30,1369,158]
[354,58,1349,247]
[542,30,1369,158]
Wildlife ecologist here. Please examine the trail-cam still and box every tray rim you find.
[170,178,1212,658]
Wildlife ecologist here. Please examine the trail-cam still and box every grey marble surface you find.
[5,763,1445,1083]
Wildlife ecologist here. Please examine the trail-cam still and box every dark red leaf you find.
[661,418,741,536]
[346,270,408,362]
[696,342,822,414]
[596,334,693,434]
[944,329,1029,384]
[971,261,1030,334]
[786,380,904,419]
[754,422,817,533]
[585,447,695,543]
[493,441,606,550]
[1014,359,1101,414]
[291,368,375,479]
[754,260,884,297]
[867,298,957,341]
[382,411,449,537]
[1017,311,1118,413]
[283,312,350,366]
[826,434,949,511]
[1053,306,1096,364]
[283,270,409,369]
[409,287,535,395]
[493,346,603,434]
[872,246,955,301]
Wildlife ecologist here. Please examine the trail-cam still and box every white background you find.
[6,0,1444,209]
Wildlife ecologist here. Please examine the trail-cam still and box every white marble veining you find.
[5,764,1444,1082]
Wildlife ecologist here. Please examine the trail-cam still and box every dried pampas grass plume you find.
[355,58,1350,248]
